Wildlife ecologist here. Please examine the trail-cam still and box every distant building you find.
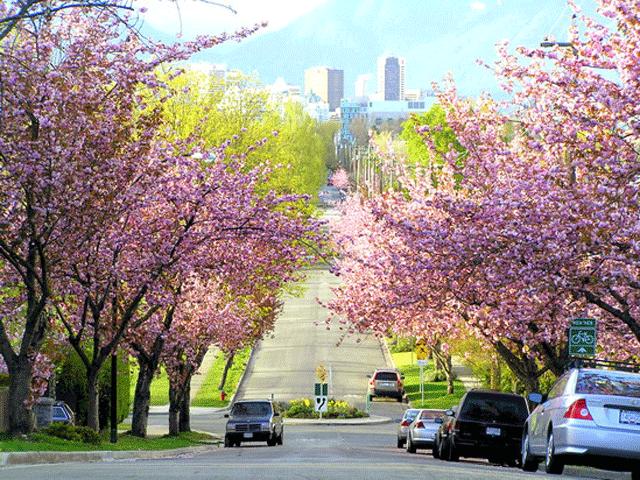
[339,98,436,142]
[355,74,372,98]
[304,66,344,112]
[377,55,406,101]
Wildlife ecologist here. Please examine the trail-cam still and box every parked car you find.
[367,369,405,402]
[406,409,445,453]
[52,401,75,425]
[397,408,420,448]
[224,399,283,447]
[521,361,640,479]
[436,389,529,465]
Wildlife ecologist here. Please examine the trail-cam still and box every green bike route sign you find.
[569,318,597,357]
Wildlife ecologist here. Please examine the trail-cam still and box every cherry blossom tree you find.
[0,5,259,433]
[330,0,640,394]
[330,168,350,191]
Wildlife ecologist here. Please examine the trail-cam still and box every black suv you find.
[435,389,529,465]
[224,400,283,447]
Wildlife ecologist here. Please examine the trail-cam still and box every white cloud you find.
[138,0,329,39]
[470,1,487,11]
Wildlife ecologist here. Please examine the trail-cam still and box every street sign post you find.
[416,340,428,404]
[569,318,597,357]
[314,382,328,418]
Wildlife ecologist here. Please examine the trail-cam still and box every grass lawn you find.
[129,364,170,406]
[393,352,466,409]
[191,347,251,408]
[0,431,217,452]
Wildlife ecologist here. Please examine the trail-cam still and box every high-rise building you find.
[355,74,371,98]
[304,66,344,112]
[377,55,406,101]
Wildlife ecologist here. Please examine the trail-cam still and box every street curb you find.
[0,443,220,467]
[380,338,395,369]
[229,343,257,405]
[0,431,221,467]
[283,415,392,426]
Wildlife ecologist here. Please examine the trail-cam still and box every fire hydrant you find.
[220,390,227,401]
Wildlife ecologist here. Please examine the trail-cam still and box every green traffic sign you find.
[569,318,597,357]
[314,383,328,396]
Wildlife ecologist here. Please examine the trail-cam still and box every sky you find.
[138,0,597,98]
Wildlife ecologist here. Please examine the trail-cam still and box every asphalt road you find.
[235,268,398,410]
[1,419,632,480]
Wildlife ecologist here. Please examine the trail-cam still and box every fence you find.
[0,388,8,432]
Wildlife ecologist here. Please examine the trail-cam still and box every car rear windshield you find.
[231,402,272,417]
[459,395,528,423]
[420,410,445,420]
[375,372,398,381]
[404,409,420,421]
[575,370,640,398]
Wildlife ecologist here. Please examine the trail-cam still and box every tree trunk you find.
[168,383,181,436]
[86,369,100,432]
[130,362,156,437]
[217,352,234,391]
[179,379,191,433]
[7,357,35,434]
[444,355,454,395]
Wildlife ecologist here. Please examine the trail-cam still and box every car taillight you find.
[400,420,410,427]
[564,399,593,420]
[397,380,403,388]
[415,421,425,429]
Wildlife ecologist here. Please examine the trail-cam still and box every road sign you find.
[314,396,328,413]
[417,359,428,367]
[415,340,428,361]
[316,365,328,383]
[569,318,597,357]
[314,383,328,396]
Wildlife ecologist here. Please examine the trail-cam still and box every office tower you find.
[304,66,344,112]
[377,55,406,101]
[355,74,371,98]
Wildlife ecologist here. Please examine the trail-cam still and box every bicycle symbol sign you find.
[569,318,597,357]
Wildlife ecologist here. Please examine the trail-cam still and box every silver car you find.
[406,409,445,453]
[521,365,640,479]
[397,408,420,448]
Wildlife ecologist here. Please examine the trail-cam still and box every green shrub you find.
[55,349,130,428]
[425,370,448,382]
[388,336,416,353]
[282,398,367,419]
[0,373,9,387]
[44,423,101,444]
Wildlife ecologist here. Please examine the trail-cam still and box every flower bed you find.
[282,398,368,419]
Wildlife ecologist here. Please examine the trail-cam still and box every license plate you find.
[620,410,640,425]
[243,433,253,438]
[486,427,501,436]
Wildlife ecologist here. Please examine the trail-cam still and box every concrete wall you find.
[0,388,8,432]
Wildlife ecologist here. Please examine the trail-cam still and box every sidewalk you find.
[451,356,482,391]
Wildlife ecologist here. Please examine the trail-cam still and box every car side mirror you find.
[401,375,405,380]
[528,393,544,404]
[224,414,229,418]
[445,409,455,417]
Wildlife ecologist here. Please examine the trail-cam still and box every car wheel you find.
[397,394,403,403]
[406,435,417,453]
[631,467,640,480]
[267,436,277,447]
[447,440,460,462]
[521,430,538,472]
[397,437,404,449]
[432,437,440,459]
[368,394,374,402]
[224,435,231,448]
[277,431,283,445]
[438,436,449,460]
[544,431,564,474]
